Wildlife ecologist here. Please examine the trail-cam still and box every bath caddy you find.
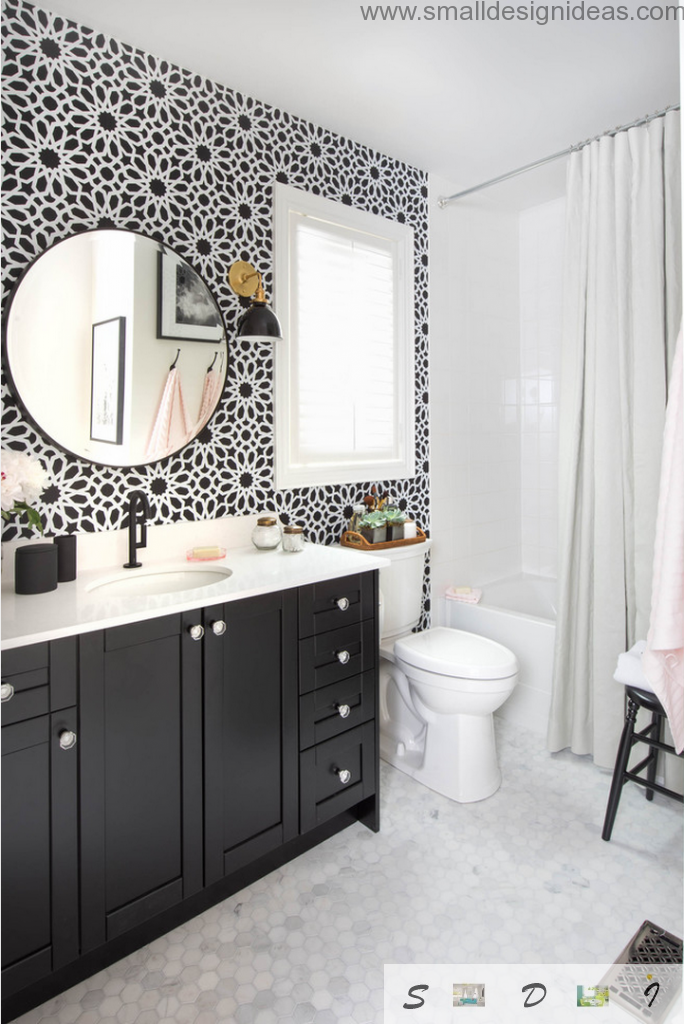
[340,527,427,551]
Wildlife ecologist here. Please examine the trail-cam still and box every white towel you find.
[642,327,684,752]
[613,640,654,693]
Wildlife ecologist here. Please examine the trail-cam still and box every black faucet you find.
[123,490,151,569]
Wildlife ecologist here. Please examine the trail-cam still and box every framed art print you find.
[158,251,224,342]
[90,316,126,445]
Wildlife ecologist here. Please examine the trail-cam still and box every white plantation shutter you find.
[274,185,415,488]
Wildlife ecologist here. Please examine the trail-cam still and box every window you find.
[273,183,415,488]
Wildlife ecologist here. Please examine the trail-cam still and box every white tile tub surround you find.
[446,573,556,739]
[429,176,522,625]
[519,196,565,579]
[13,722,682,1024]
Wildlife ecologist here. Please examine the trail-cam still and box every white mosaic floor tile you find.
[13,719,682,1024]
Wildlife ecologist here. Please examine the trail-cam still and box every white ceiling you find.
[35,1,679,191]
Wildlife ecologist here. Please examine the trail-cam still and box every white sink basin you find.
[87,566,232,598]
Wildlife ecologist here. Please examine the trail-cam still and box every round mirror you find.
[3,230,228,467]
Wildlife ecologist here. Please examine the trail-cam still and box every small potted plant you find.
[384,506,406,541]
[358,509,388,544]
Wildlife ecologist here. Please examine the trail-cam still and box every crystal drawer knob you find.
[335,768,352,785]
[211,620,227,636]
[59,729,77,750]
[189,624,204,641]
[336,597,350,611]
[1,683,14,703]
[335,703,351,719]
[336,650,350,665]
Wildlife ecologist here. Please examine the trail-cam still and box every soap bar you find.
[186,546,226,561]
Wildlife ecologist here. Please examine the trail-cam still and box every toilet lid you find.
[394,627,517,680]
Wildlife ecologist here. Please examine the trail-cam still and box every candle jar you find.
[282,525,305,553]
[251,516,281,550]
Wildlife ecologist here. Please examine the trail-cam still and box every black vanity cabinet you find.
[78,611,204,951]
[1,639,79,999]
[1,570,379,1022]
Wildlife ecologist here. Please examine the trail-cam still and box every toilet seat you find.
[393,626,517,680]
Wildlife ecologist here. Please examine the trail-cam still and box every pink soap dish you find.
[186,547,226,562]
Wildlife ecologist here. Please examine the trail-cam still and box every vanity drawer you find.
[299,619,375,694]
[1,668,49,726]
[299,671,375,750]
[300,723,375,833]
[1,643,49,677]
[298,573,375,638]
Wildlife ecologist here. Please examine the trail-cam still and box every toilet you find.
[365,539,518,803]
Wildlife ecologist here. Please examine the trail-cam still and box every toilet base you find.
[416,708,501,802]
[381,709,502,804]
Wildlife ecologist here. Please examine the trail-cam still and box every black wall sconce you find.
[228,261,283,340]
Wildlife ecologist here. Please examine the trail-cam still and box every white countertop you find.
[1,541,388,650]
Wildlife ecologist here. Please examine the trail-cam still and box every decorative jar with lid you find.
[282,525,305,553]
[251,516,281,550]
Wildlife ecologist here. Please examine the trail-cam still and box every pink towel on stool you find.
[642,327,684,753]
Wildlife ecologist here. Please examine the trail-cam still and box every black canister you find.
[54,534,77,582]
[15,543,59,594]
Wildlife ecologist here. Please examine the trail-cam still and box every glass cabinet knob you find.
[1,683,14,703]
[336,650,350,665]
[336,597,350,611]
[211,620,227,636]
[335,768,352,785]
[59,729,77,750]
[335,703,351,719]
[189,624,205,641]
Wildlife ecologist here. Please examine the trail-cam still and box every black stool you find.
[602,685,684,841]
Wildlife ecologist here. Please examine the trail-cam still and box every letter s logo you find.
[403,984,429,1009]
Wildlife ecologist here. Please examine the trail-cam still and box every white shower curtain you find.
[547,110,681,768]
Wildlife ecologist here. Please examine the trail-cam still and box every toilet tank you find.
[361,539,431,641]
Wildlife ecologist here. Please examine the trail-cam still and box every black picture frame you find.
[90,316,126,445]
[158,251,224,342]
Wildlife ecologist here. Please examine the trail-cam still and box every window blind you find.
[291,217,398,466]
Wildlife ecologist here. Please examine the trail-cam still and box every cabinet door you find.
[2,717,51,983]
[203,591,298,885]
[1,706,79,997]
[79,612,203,950]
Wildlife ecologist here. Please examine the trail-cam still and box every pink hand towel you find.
[642,327,684,752]
[145,367,192,461]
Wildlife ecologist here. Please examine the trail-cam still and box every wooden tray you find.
[340,526,427,551]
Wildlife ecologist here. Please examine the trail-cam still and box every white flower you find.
[1,467,23,512]
[20,456,50,505]
[1,450,49,512]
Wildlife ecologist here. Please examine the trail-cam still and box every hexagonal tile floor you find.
[12,719,682,1024]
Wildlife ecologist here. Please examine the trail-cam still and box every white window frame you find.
[273,183,415,489]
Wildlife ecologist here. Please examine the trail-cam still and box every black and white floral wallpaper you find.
[1,0,431,612]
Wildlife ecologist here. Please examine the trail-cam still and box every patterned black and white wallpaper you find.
[1,0,431,609]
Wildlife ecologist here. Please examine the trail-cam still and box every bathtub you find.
[445,574,556,737]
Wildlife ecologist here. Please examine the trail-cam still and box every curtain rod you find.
[437,103,680,208]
